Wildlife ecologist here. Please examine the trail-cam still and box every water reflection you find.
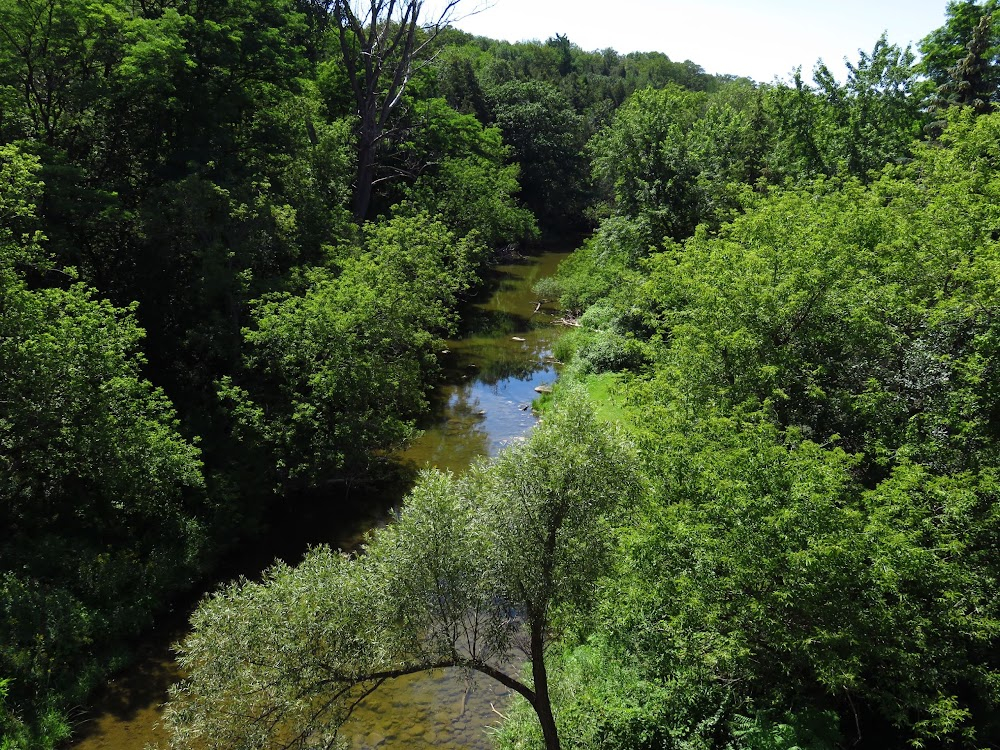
[400,253,565,475]
[344,255,570,750]
[69,250,572,750]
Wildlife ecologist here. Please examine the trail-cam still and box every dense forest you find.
[3,0,1000,748]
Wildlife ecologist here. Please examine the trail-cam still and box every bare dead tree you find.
[329,0,478,221]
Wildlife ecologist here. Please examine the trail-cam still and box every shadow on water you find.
[66,477,416,749]
[68,248,573,750]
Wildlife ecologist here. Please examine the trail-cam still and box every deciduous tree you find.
[0,143,206,740]
[327,0,469,220]
[164,395,641,750]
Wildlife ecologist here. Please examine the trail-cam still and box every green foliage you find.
[920,0,1000,112]
[0,0,590,737]
[810,37,924,176]
[2,2,977,747]
[403,155,537,247]
[602,407,1000,744]
[572,332,644,377]
[590,85,710,240]
[553,216,652,314]
[0,144,206,741]
[164,394,641,750]
[493,641,843,750]
[395,97,538,246]
[589,41,922,246]
[223,214,483,488]
[0,272,208,712]
[567,305,650,377]
[487,79,591,230]
[452,35,724,143]
[0,144,46,269]
[637,111,1000,470]
[0,675,71,750]
[532,108,1000,749]
[476,390,642,627]
[434,43,491,120]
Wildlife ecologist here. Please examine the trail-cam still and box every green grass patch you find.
[543,371,637,431]
[582,372,629,425]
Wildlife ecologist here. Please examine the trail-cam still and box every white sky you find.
[448,0,951,82]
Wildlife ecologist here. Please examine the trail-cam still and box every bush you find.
[576,331,647,375]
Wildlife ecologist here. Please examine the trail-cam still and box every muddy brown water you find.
[68,249,571,750]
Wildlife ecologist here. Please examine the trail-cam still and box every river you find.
[68,248,571,750]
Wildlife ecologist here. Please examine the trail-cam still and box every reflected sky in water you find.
[343,250,571,750]
[68,250,573,750]
[345,250,571,750]
[399,251,568,475]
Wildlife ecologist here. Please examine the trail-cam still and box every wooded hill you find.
[3,1,1000,748]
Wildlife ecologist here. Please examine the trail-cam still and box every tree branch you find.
[318,656,537,708]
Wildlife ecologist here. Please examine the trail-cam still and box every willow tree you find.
[330,0,470,220]
[163,394,641,750]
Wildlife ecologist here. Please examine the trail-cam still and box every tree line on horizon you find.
[3,0,1000,748]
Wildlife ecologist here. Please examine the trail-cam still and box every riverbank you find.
[68,248,572,750]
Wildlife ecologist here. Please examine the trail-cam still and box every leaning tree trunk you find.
[530,619,561,750]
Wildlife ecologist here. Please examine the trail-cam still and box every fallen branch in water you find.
[554,316,581,327]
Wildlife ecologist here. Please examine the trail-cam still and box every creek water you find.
[68,248,571,750]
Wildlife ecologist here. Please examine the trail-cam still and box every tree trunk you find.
[334,0,456,223]
[353,134,375,222]
[530,619,561,750]
[351,93,379,222]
